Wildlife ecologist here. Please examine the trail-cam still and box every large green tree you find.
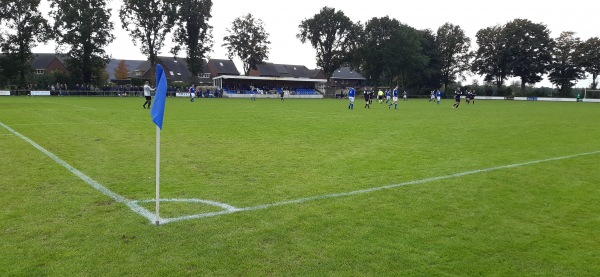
[436,22,473,91]
[353,17,391,86]
[414,29,443,90]
[471,25,509,89]
[503,19,553,91]
[119,0,178,80]
[576,37,600,89]
[50,0,114,85]
[357,16,426,89]
[171,0,213,78]
[0,0,51,87]
[222,13,270,76]
[389,24,428,89]
[297,7,361,82]
[548,31,583,95]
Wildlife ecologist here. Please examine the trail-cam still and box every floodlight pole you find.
[155,125,160,225]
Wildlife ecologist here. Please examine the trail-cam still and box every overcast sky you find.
[34,0,599,87]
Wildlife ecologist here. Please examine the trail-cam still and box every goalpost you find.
[583,89,600,101]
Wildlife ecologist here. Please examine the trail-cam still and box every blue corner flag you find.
[151,64,167,129]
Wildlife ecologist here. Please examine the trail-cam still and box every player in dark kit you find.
[452,91,461,109]
[364,89,370,109]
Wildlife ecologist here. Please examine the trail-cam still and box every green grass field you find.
[1,96,599,276]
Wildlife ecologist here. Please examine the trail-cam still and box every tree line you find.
[1,1,599,96]
[298,7,600,96]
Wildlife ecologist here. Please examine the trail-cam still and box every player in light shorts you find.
[388,86,399,109]
[189,84,196,102]
[347,87,355,109]
[385,89,391,103]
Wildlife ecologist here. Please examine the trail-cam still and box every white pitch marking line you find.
[134,198,240,212]
[0,121,156,223]
[160,150,600,224]
[3,120,599,225]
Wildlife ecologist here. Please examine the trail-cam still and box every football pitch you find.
[1,96,599,275]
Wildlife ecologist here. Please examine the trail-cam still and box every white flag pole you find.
[155,125,160,225]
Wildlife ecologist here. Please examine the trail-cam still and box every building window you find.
[176,72,181,76]
[169,71,174,76]
[201,73,211,78]
[35,69,45,75]
[135,70,142,76]
[219,62,224,67]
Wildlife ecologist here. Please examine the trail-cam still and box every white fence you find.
[473,96,600,103]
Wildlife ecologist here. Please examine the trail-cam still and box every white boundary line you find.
[158,149,600,224]
[0,121,156,223]
[2,121,599,225]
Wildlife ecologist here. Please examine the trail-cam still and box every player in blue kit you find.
[347,87,355,110]
[388,86,399,109]
[385,89,391,103]
[189,84,196,102]
[436,89,442,105]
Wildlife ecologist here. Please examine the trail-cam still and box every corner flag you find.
[150,64,167,225]
[151,64,167,129]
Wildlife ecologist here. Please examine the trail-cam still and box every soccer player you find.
[429,90,435,102]
[470,91,475,104]
[465,91,471,105]
[363,88,370,109]
[348,87,355,110]
[280,89,285,101]
[377,89,384,104]
[251,89,256,101]
[142,81,155,109]
[436,89,442,105]
[189,83,196,102]
[452,90,461,109]
[385,89,391,103]
[388,86,399,109]
[403,90,408,101]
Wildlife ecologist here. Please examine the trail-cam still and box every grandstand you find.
[214,75,326,98]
